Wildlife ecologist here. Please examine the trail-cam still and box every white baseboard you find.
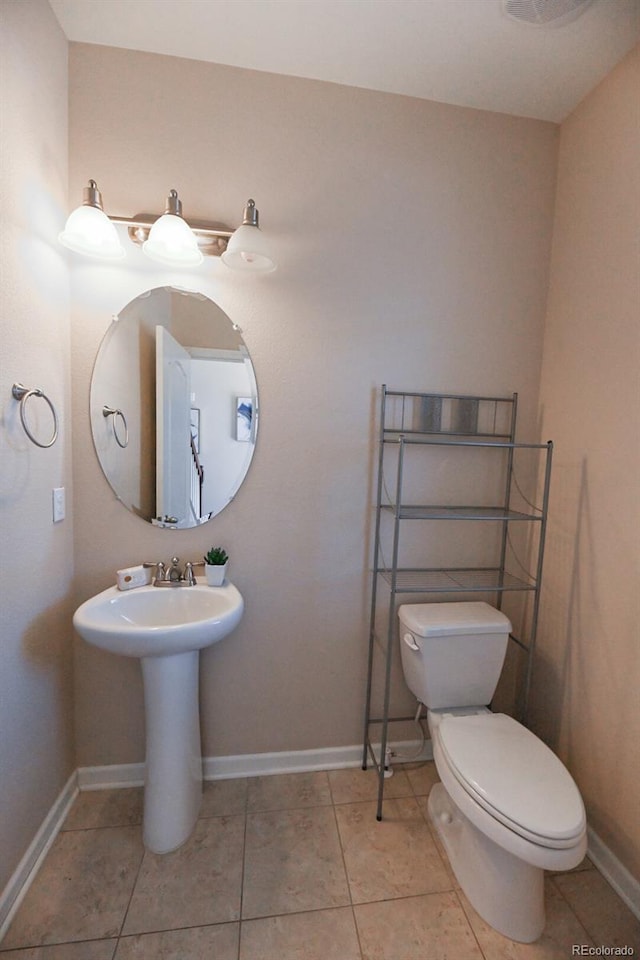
[0,770,78,942]
[203,738,433,780]
[76,739,433,789]
[77,762,145,789]
[203,743,367,780]
[587,826,640,920]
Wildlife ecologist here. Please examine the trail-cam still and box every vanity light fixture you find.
[221,199,276,273]
[59,180,276,272]
[58,180,126,261]
[142,189,203,267]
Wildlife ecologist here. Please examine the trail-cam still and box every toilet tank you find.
[398,602,511,709]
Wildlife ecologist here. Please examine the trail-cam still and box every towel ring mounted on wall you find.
[11,382,59,449]
[102,405,129,448]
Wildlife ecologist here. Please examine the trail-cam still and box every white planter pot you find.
[205,562,228,586]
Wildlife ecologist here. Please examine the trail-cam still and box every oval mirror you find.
[90,286,258,528]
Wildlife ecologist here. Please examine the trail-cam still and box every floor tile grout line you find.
[451,887,490,960]
[196,772,248,958]
[237,802,249,960]
[348,904,366,960]
[239,890,473,919]
[545,873,597,947]
[352,888,475,909]
[113,832,148,951]
[244,800,334,814]
[0,934,121,957]
[236,780,249,960]
[330,793,365,960]
[61,820,143,833]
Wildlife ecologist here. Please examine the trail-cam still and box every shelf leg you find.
[521,440,553,724]
[362,386,388,771]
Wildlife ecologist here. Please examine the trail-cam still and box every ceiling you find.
[50,0,639,123]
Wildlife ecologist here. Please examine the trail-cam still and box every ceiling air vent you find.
[502,0,595,26]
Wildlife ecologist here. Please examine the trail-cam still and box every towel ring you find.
[12,383,58,448]
[103,405,129,448]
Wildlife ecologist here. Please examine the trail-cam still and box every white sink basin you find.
[73,578,244,854]
[73,580,244,658]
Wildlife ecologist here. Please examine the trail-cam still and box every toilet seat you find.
[437,713,586,849]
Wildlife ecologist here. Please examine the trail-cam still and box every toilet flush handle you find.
[403,633,420,651]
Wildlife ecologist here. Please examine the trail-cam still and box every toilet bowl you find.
[398,602,587,943]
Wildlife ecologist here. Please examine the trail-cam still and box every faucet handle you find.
[184,560,204,585]
[143,560,166,581]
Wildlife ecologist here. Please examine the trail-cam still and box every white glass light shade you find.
[221,224,276,273]
[142,214,203,267]
[58,204,125,261]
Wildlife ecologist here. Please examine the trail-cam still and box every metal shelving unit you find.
[362,387,553,819]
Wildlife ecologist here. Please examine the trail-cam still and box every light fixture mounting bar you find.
[109,215,234,258]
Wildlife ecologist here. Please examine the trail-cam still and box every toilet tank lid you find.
[398,602,511,637]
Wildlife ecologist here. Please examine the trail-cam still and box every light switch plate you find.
[52,487,65,522]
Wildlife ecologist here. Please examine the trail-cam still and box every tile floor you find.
[1,763,639,959]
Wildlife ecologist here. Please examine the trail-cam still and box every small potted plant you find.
[203,546,229,586]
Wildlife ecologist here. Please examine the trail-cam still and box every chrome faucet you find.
[144,558,203,587]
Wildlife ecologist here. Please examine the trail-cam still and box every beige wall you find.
[0,0,74,895]
[68,44,558,766]
[532,45,640,878]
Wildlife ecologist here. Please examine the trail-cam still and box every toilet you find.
[398,601,586,943]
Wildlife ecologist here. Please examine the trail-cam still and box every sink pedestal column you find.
[140,650,202,853]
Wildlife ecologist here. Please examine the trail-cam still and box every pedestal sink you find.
[73,580,243,853]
